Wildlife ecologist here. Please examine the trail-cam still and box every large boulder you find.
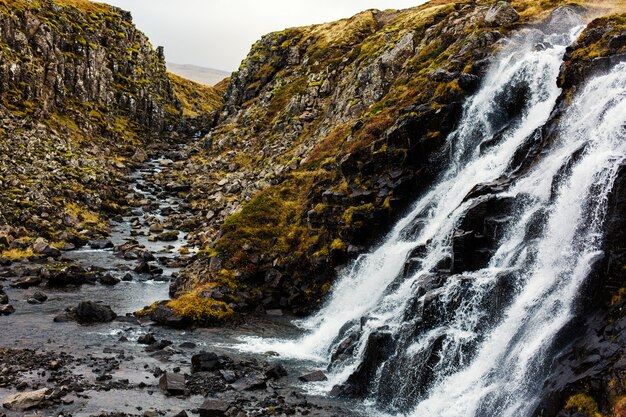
[74,301,117,323]
[32,238,61,257]
[199,399,230,417]
[3,388,50,411]
[484,1,519,27]
[542,4,585,34]
[191,352,220,373]
[159,372,186,396]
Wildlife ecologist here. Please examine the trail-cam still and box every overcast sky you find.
[100,0,426,72]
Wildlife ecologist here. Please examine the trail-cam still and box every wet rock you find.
[159,372,186,396]
[265,363,288,379]
[341,331,394,397]
[191,352,220,373]
[172,411,188,417]
[32,238,60,257]
[158,231,179,242]
[74,301,117,323]
[180,342,196,349]
[48,265,88,286]
[11,276,41,289]
[199,399,230,417]
[542,4,585,34]
[122,273,134,282]
[299,370,328,382]
[138,333,157,345]
[0,304,15,315]
[266,309,283,316]
[99,273,120,286]
[150,223,164,233]
[0,292,7,304]
[89,239,114,250]
[219,369,237,383]
[230,375,266,391]
[27,292,48,304]
[134,261,163,275]
[484,1,519,27]
[149,304,188,328]
[2,388,50,411]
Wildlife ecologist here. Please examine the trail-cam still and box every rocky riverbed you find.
[0,155,360,417]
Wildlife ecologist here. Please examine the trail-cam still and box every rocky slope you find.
[0,0,182,261]
[168,0,624,318]
[156,1,626,415]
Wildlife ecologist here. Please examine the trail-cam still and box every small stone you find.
[219,369,237,383]
[138,333,157,345]
[0,304,15,315]
[31,292,48,303]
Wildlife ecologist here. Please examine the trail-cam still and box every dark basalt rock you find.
[191,352,220,373]
[299,370,328,383]
[27,292,48,304]
[137,333,156,345]
[198,399,230,417]
[74,301,117,323]
[89,239,114,250]
[451,195,515,273]
[98,273,120,286]
[265,362,288,379]
[10,276,41,289]
[48,266,89,286]
[159,372,186,396]
[339,331,393,397]
[0,304,15,315]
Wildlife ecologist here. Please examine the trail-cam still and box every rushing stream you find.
[1,157,351,416]
[234,19,626,417]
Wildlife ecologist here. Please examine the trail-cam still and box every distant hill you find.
[166,63,230,86]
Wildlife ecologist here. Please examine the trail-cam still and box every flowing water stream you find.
[234,21,626,417]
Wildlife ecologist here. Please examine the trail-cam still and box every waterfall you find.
[236,20,626,417]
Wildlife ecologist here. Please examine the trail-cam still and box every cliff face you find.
[171,0,621,315]
[0,0,180,257]
[171,0,507,309]
[162,2,626,413]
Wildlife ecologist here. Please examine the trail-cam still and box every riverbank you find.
[0,155,360,417]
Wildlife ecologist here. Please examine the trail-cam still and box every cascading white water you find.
[407,60,626,417]
[238,25,580,359]
[235,20,626,417]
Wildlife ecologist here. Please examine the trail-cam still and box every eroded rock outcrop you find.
[0,0,181,259]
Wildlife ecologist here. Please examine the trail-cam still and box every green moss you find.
[167,288,234,322]
[1,248,34,260]
[564,393,605,417]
